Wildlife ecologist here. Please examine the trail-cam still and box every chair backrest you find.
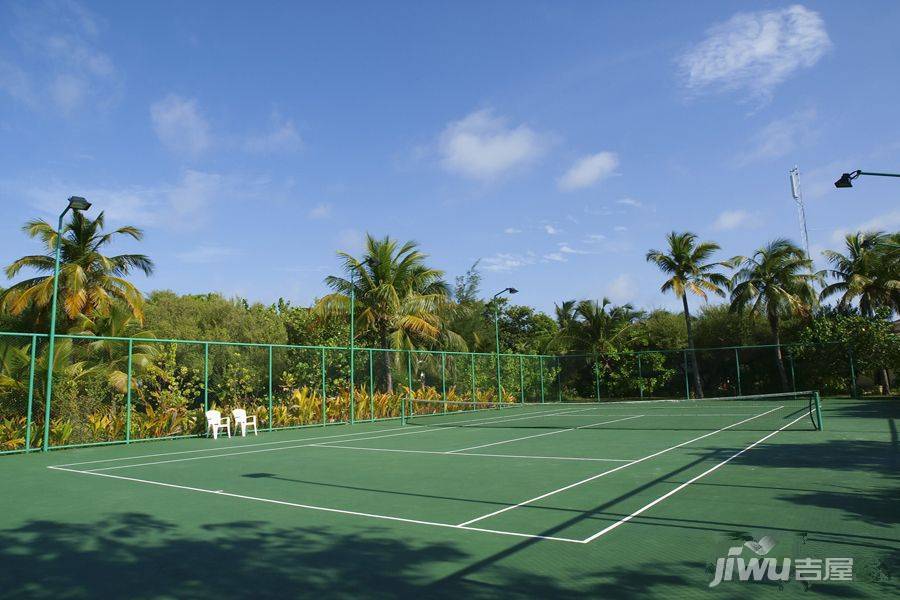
[205,410,221,425]
[232,408,247,422]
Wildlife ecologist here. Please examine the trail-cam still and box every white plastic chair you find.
[205,410,231,439]
[232,408,258,437]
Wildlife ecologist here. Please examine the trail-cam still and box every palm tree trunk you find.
[769,315,789,392]
[681,294,704,398]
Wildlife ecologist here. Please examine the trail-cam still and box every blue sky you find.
[1,1,898,313]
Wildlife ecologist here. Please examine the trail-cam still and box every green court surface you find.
[0,396,897,599]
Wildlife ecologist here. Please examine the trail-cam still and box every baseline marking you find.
[582,412,810,542]
[445,415,644,453]
[457,406,784,527]
[47,465,584,544]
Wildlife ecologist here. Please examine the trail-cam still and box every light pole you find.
[349,257,378,424]
[42,196,91,451]
[834,170,900,188]
[492,287,518,404]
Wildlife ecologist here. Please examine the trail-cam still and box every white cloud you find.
[542,252,566,263]
[679,5,831,99]
[616,197,642,208]
[19,169,223,232]
[831,210,900,243]
[544,224,560,235]
[481,252,537,272]
[336,229,365,253]
[438,109,545,180]
[503,227,522,234]
[606,274,638,304]
[736,109,817,165]
[150,94,211,156]
[244,115,302,153]
[712,209,763,231]
[584,234,606,244]
[176,245,237,264]
[0,1,119,115]
[614,226,628,232]
[558,243,592,255]
[308,203,332,219]
[558,152,619,191]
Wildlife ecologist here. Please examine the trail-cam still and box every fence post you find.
[539,355,545,404]
[788,347,797,393]
[847,347,858,398]
[594,354,600,403]
[321,347,327,427]
[369,349,375,422]
[267,345,274,431]
[519,355,525,403]
[350,348,356,426]
[125,339,133,443]
[25,335,37,451]
[441,352,447,407]
[496,354,503,404]
[405,350,413,424]
[683,350,690,400]
[734,348,742,396]
[637,354,644,400]
[557,356,562,402]
[203,342,209,413]
[470,352,476,403]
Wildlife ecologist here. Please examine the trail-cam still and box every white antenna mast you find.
[789,166,811,260]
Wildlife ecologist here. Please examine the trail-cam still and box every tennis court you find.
[1,394,898,598]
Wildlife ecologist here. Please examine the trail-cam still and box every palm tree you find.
[0,211,154,326]
[821,231,900,392]
[729,239,821,391]
[316,235,456,392]
[646,232,735,398]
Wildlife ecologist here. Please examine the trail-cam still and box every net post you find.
[203,342,209,413]
[847,347,858,398]
[369,349,375,422]
[25,335,37,451]
[321,347,327,427]
[125,339,133,443]
[267,345,274,432]
[734,348,742,396]
[814,391,824,430]
[519,355,525,403]
[539,355,545,403]
[594,354,600,403]
[637,354,644,400]
[683,350,690,399]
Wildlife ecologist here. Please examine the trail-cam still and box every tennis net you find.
[404,390,823,431]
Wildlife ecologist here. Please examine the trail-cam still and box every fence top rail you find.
[0,329,869,359]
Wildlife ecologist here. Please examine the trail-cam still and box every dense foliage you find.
[0,211,897,452]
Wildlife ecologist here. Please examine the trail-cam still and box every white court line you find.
[456,406,784,527]
[445,415,644,453]
[82,406,599,472]
[54,405,591,468]
[46,465,584,544]
[582,412,810,543]
[308,444,632,462]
